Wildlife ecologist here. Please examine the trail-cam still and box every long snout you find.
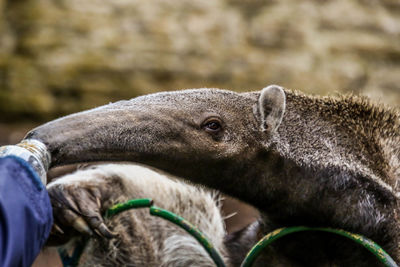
[25,107,125,166]
[25,100,166,167]
[24,96,200,172]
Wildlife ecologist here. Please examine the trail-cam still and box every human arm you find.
[0,141,53,267]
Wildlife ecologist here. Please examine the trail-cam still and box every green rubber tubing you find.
[60,199,155,267]
[105,198,153,218]
[106,199,226,267]
[240,226,398,267]
[62,198,398,267]
[150,206,226,267]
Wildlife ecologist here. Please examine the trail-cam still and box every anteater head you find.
[25,85,286,186]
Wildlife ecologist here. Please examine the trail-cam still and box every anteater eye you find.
[202,118,222,133]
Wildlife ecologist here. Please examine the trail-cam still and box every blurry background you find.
[1,0,400,130]
[0,0,399,265]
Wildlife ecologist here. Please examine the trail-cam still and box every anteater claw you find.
[98,223,118,239]
[53,223,64,235]
[72,217,93,236]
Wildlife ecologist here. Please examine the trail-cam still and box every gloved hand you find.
[0,139,51,185]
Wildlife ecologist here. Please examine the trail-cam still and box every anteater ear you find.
[257,85,286,133]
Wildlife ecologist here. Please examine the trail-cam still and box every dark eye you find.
[202,118,223,133]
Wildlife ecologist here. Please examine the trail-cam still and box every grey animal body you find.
[28,85,400,266]
[48,163,256,267]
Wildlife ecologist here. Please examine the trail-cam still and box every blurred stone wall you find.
[1,0,399,123]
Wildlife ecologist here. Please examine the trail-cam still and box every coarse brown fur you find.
[29,85,400,266]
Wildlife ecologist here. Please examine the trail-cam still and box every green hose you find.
[240,226,398,267]
[60,198,226,267]
[105,198,153,218]
[59,199,398,267]
[59,198,154,267]
[107,199,226,267]
[150,206,226,267]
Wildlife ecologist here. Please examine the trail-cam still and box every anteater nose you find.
[24,130,36,140]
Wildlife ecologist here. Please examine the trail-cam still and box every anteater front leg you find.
[46,166,125,245]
